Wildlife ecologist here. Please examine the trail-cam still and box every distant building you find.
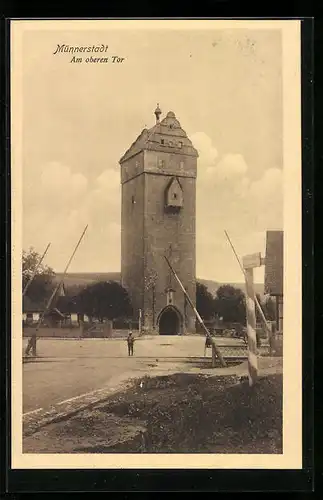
[22,296,45,324]
[264,230,284,332]
[119,106,198,335]
[23,283,79,327]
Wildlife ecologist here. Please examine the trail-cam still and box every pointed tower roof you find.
[119,107,198,164]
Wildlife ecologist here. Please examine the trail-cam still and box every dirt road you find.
[23,335,248,414]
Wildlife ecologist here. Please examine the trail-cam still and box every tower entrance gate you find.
[158,306,182,335]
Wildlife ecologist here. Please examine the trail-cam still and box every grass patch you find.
[99,373,282,453]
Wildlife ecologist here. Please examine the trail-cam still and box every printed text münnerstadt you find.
[53,44,109,55]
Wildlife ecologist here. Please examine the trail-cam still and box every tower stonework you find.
[119,107,198,335]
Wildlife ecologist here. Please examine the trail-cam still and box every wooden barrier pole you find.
[164,255,227,368]
[25,225,88,356]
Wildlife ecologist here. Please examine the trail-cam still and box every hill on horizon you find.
[54,272,264,297]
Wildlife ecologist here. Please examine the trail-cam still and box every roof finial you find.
[154,103,162,123]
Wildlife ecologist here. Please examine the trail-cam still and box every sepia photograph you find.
[10,19,302,469]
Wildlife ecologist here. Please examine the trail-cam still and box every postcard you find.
[11,19,302,470]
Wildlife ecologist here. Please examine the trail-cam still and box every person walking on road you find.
[127,331,135,356]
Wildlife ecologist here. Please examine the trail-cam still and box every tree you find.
[64,284,86,298]
[22,247,55,302]
[76,281,132,322]
[196,281,215,320]
[214,284,246,325]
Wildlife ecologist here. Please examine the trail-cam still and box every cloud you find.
[23,162,122,272]
[94,169,120,189]
[214,153,248,180]
[22,133,283,281]
[192,131,248,191]
[191,132,218,167]
[40,161,88,199]
[249,167,283,201]
[195,132,282,208]
[194,132,283,280]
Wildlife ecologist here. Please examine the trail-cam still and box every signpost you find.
[224,231,271,387]
[242,252,262,270]
[224,231,271,335]
[243,258,259,387]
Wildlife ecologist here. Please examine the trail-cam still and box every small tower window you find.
[169,124,173,129]
[161,139,165,145]
[131,195,135,205]
[166,288,174,306]
[165,177,183,211]
[178,141,183,148]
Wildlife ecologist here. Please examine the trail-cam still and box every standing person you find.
[127,330,135,356]
[204,335,211,357]
[25,330,37,356]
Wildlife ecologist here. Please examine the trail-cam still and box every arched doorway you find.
[158,306,182,335]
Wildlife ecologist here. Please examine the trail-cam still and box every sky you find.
[21,25,283,283]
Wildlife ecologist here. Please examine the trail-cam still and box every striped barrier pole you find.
[244,266,258,386]
[224,230,273,387]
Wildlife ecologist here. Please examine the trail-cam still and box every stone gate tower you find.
[119,105,198,334]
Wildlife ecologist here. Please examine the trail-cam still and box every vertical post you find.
[139,309,142,335]
[244,267,258,386]
[275,296,280,331]
[152,285,155,328]
[184,287,188,334]
[278,296,283,332]
[104,320,113,338]
[211,344,217,367]
[79,319,84,339]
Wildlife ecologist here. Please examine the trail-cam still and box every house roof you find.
[23,295,47,313]
[23,284,78,314]
[119,110,198,164]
